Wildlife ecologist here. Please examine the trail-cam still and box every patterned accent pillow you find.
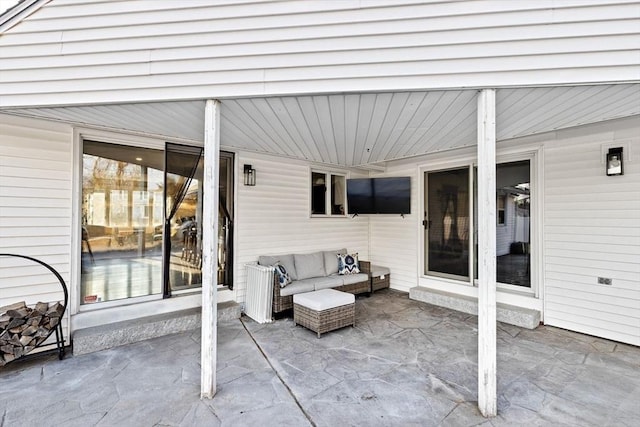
[337,253,360,275]
[273,262,292,288]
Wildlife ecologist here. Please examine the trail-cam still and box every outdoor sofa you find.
[258,249,370,315]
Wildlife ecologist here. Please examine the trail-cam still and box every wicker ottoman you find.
[293,289,355,338]
[370,265,390,292]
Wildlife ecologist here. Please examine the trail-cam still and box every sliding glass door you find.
[218,152,234,289]
[81,140,235,306]
[81,141,164,304]
[492,160,531,287]
[424,168,471,280]
[164,143,204,294]
[424,160,532,288]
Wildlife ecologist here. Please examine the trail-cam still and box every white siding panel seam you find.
[545,291,640,310]
[3,50,640,87]
[2,2,640,104]
[10,2,640,36]
[0,114,72,339]
[2,66,638,102]
[544,317,639,345]
[545,310,639,335]
[3,31,640,65]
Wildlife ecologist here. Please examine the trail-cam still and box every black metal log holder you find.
[0,253,69,363]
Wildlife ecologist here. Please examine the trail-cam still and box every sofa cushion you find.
[340,273,368,285]
[323,248,347,276]
[338,253,360,275]
[259,254,297,281]
[294,252,325,280]
[273,262,292,288]
[312,275,344,291]
[370,265,390,278]
[293,289,355,311]
[279,280,316,297]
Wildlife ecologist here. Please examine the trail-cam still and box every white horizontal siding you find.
[364,116,640,344]
[233,152,369,305]
[543,126,640,345]
[369,167,420,293]
[0,114,73,347]
[1,0,639,107]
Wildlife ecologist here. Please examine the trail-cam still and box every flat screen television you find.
[347,177,411,214]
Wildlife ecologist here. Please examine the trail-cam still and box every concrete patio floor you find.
[1,289,638,426]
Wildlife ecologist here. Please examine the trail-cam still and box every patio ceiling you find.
[4,84,639,167]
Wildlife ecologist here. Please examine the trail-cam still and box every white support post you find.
[477,89,497,417]
[201,99,220,399]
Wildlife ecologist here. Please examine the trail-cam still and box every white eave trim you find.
[0,0,50,33]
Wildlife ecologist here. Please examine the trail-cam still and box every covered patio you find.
[2,85,638,417]
[1,1,639,421]
[1,290,638,426]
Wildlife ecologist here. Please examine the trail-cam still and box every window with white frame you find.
[311,171,346,216]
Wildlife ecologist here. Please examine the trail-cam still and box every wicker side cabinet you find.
[370,265,390,293]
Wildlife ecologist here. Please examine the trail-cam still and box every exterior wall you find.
[542,118,640,346]
[0,115,210,335]
[234,151,369,305]
[374,116,640,345]
[0,114,370,330]
[368,168,420,293]
[1,111,638,345]
[0,113,73,346]
[2,0,639,107]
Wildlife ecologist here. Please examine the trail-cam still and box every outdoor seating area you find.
[1,289,638,426]
[256,250,372,315]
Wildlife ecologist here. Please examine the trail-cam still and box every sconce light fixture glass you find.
[606,147,623,176]
[243,164,256,186]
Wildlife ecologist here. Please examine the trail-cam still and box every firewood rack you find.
[0,253,69,363]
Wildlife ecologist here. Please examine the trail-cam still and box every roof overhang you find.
[2,84,639,168]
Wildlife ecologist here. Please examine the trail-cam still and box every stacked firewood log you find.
[0,301,64,366]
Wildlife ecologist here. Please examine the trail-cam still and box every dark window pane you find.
[331,175,345,215]
[311,172,326,214]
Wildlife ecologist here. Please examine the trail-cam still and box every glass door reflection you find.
[164,143,204,294]
[425,168,470,280]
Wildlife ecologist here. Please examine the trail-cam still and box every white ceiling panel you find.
[496,85,640,140]
[4,84,638,168]
[15,101,207,142]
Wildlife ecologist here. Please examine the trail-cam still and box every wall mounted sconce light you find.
[243,164,256,186]
[606,147,623,176]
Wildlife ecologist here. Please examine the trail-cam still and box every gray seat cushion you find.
[294,252,325,280]
[370,265,390,277]
[259,253,297,281]
[293,289,355,310]
[280,280,315,297]
[340,273,368,285]
[312,275,343,291]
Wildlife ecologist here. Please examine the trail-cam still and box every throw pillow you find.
[273,262,292,288]
[259,254,297,281]
[337,253,360,275]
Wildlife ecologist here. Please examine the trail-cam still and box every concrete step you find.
[409,287,540,329]
[72,301,241,355]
